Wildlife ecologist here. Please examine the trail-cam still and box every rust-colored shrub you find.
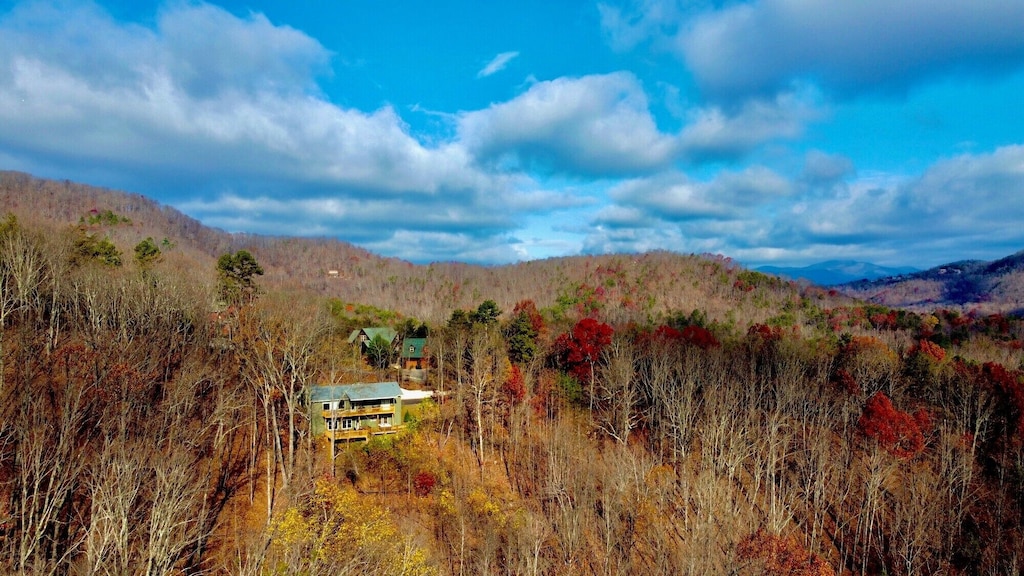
[834,368,861,395]
[737,529,835,576]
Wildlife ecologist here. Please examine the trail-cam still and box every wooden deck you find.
[325,425,399,442]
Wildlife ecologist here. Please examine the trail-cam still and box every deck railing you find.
[321,404,394,419]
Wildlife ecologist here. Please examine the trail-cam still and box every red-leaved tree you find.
[681,325,720,349]
[413,471,437,497]
[554,317,613,409]
[501,364,527,405]
[984,361,1024,440]
[648,324,720,350]
[857,392,928,459]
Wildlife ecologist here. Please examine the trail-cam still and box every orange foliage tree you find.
[909,339,946,363]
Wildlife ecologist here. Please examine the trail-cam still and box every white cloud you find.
[458,71,815,174]
[774,145,1024,259]
[678,86,820,160]
[600,0,1024,100]
[158,4,330,98]
[679,0,1024,98]
[477,51,520,78]
[584,145,1024,266]
[365,230,528,264]
[607,166,793,221]
[458,72,679,176]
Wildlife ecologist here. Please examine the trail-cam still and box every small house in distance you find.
[347,327,398,351]
[399,337,428,383]
[310,382,433,442]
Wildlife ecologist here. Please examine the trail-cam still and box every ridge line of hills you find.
[3,169,1023,318]
[0,170,824,324]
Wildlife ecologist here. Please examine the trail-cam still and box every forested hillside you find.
[0,170,848,323]
[2,175,1024,575]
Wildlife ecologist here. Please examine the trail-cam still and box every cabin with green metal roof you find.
[399,338,427,368]
[347,326,398,351]
[399,337,429,383]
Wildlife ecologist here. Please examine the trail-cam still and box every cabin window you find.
[322,402,330,411]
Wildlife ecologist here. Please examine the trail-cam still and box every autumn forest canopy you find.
[1,177,1024,575]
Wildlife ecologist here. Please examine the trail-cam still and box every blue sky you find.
[1,0,1023,267]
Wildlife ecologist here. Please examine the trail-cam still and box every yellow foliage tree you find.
[267,478,435,576]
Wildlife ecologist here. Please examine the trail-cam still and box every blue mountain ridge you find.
[756,260,919,286]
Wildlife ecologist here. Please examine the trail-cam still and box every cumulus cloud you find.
[689,0,1024,98]
[678,87,820,161]
[601,0,1024,100]
[180,192,513,239]
[8,0,1015,268]
[583,145,1024,266]
[806,145,1024,245]
[176,183,580,264]
[457,72,679,176]
[477,51,520,78]
[0,1,824,266]
[606,166,792,222]
[365,230,529,264]
[0,2,501,195]
[457,71,815,174]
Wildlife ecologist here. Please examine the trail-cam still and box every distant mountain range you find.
[757,260,919,286]
[836,250,1024,314]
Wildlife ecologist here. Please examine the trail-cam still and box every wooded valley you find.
[2,174,1024,575]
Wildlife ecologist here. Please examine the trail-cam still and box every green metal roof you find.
[400,337,427,359]
[347,327,397,344]
[310,382,402,402]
